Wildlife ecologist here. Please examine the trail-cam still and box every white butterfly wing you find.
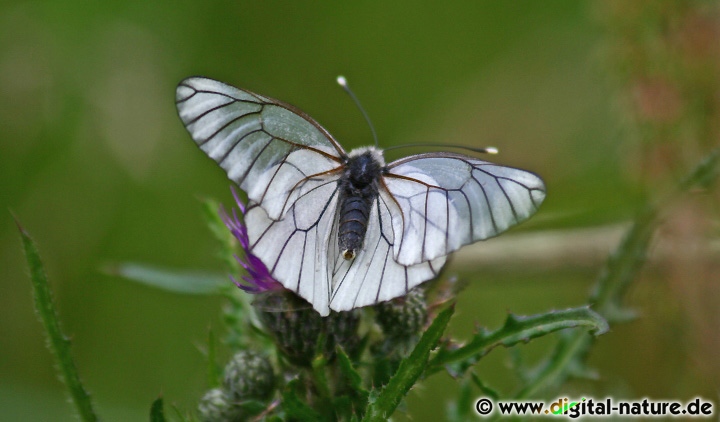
[328,189,445,313]
[244,178,341,316]
[177,77,546,315]
[176,77,346,219]
[244,167,445,316]
[384,152,546,266]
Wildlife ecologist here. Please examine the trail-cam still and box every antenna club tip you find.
[336,76,347,87]
[486,147,499,154]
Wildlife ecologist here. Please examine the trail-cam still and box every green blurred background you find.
[2,1,718,420]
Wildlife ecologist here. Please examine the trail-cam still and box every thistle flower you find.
[219,187,283,294]
[258,291,361,366]
[220,187,361,365]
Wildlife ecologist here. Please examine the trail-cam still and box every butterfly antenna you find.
[337,76,379,147]
[384,143,499,155]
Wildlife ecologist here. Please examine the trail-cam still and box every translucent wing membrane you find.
[245,180,340,315]
[177,77,546,316]
[244,180,445,316]
[384,153,546,266]
[176,77,346,219]
[328,189,445,313]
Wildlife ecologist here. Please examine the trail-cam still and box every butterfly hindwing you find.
[328,189,445,313]
[245,176,446,316]
[245,178,341,315]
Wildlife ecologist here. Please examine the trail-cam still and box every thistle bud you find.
[222,350,275,401]
[375,287,427,340]
[197,388,241,422]
[256,291,361,366]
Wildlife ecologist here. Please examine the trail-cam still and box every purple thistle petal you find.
[220,187,284,294]
[228,274,258,293]
[230,186,246,214]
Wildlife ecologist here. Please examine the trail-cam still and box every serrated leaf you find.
[312,352,331,402]
[282,379,326,421]
[337,346,369,399]
[470,372,500,400]
[16,218,99,422]
[511,144,720,401]
[107,262,227,295]
[363,305,455,422]
[337,346,369,417]
[332,396,354,421]
[601,302,638,323]
[149,397,165,422]
[514,329,593,398]
[428,306,608,376]
[370,352,397,388]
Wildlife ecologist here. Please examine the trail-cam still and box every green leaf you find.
[446,377,473,422]
[337,346,370,416]
[149,397,165,422]
[206,329,221,388]
[363,305,455,422]
[514,329,593,398]
[237,399,271,415]
[199,197,265,349]
[508,347,530,383]
[311,351,331,403]
[337,346,369,400]
[332,395,355,421]
[677,147,719,192]
[282,379,326,421]
[107,262,227,295]
[370,350,397,389]
[427,306,608,376]
[16,217,99,422]
[201,197,240,275]
[470,372,500,400]
[515,149,720,399]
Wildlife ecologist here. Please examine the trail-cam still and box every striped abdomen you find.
[338,147,385,260]
[338,191,375,260]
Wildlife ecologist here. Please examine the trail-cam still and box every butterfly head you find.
[345,146,385,188]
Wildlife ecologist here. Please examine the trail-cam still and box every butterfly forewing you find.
[176,77,346,220]
[384,153,546,266]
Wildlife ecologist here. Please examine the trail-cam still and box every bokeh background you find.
[1,1,718,420]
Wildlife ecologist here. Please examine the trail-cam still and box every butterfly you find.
[176,77,546,316]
